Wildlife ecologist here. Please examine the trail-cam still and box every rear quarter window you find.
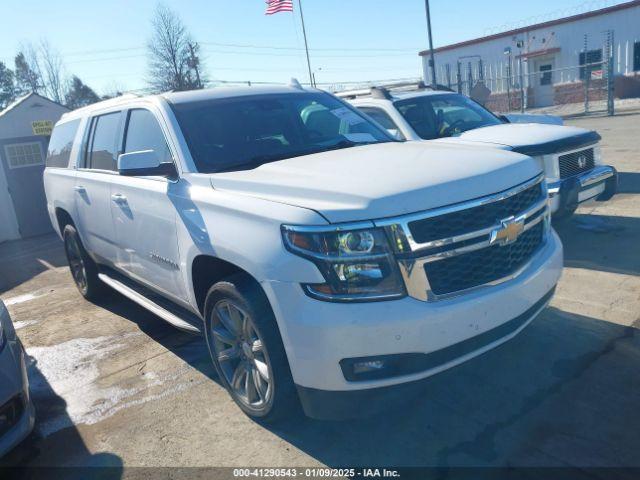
[46,119,81,168]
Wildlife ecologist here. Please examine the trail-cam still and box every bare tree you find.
[39,39,65,103]
[147,3,204,92]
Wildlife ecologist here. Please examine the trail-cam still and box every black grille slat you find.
[559,148,594,179]
[424,222,544,296]
[408,182,543,244]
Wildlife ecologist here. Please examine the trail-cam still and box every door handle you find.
[111,193,127,204]
[74,185,86,193]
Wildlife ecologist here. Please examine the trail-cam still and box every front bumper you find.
[548,165,618,215]
[0,338,35,458]
[262,230,563,419]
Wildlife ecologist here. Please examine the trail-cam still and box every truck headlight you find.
[593,145,603,165]
[282,224,406,302]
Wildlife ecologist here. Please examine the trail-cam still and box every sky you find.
[0,0,630,95]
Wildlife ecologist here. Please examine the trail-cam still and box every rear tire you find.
[203,273,299,423]
[63,225,107,301]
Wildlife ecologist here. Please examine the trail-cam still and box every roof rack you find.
[334,81,454,100]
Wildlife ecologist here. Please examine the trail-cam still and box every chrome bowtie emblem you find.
[490,216,525,246]
[577,154,588,169]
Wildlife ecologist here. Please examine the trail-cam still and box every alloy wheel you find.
[210,300,272,409]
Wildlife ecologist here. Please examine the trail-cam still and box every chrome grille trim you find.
[418,205,546,264]
[374,173,545,253]
[373,174,549,302]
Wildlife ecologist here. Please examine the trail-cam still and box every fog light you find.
[353,360,386,375]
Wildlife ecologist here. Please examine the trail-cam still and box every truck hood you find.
[432,123,599,156]
[209,142,540,224]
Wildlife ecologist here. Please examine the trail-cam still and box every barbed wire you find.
[481,0,627,36]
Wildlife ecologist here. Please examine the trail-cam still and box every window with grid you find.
[5,142,44,169]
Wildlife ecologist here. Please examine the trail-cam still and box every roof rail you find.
[334,80,454,99]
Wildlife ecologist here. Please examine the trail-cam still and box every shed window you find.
[5,142,44,169]
[634,41,640,72]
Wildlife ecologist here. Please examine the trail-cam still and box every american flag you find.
[265,0,293,15]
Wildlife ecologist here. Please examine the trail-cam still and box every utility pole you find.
[425,0,437,87]
[188,42,202,89]
[297,0,314,87]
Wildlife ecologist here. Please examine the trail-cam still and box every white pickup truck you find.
[341,84,617,218]
[44,85,562,420]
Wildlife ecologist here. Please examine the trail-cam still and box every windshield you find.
[395,93,502,140]
[170,92,394,173]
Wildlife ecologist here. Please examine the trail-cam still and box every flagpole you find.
[297,0,314,87]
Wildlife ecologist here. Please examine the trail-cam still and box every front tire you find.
[63,225,106,301]
[203,273,299,422]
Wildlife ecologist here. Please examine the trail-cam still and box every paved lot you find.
[0,113,639,473]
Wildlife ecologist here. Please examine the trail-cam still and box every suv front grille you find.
[408,182,543,244]
[559,148,594,179]
[424,221,544,296]
[379,175,549,301]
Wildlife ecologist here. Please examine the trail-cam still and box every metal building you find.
[0,93,69,242]
[420,0,640,110]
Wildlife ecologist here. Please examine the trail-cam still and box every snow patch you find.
[4,292,42,306]
[27,333,197,437]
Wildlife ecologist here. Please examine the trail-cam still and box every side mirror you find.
[118,150,176,178]
[499,115,511,123]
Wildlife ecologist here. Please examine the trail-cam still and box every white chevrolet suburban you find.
[340,83,618,219]
[44,85,562,421]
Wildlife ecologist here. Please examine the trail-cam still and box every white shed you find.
[0,93,69,242]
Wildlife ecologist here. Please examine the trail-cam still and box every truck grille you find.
[559,148,594,179]
[424,221,544,296]
[408,182,543,244]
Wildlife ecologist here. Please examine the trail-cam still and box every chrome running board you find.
[98,273,201,334]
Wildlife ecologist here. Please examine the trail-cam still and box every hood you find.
[209,142,540,223]
[439,123,600,156]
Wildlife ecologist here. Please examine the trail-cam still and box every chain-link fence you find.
[437,31,617,117]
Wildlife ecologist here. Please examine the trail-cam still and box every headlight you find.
[281,223,406,302]
[593,145,603,165]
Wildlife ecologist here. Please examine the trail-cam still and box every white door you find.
[110,108,185,301]
[74,111,123,264]
[533,58,555,107]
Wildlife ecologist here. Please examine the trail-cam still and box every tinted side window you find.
[88,112,121,171]
[124,109,172,163]
[46,119,80,168]
[359,108,402,133]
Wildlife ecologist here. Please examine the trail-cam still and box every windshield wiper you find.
[214,153,295,173]
[214,140,382,173]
